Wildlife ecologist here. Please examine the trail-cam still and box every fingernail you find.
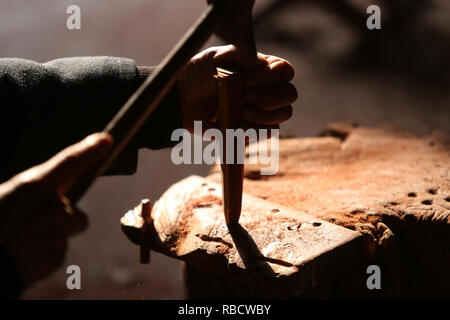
[242,108,255,121]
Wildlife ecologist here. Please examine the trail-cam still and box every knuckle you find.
[214,45,235,58]
[62,151,81,165]
[204,46,219,58]
[207,46,220,52]
[225,44,237,52]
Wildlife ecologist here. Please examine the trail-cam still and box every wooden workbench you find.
[121,124,450,299]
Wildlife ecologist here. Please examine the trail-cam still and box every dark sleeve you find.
[0,57,182,181]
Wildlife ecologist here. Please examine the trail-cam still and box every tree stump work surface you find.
[121,125,450,298]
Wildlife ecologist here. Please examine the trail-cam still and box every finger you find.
[213,45,266,70]
[246,55,295,87]
[246,83,298,111]
[42,133,113,193]
[242,105,293,125]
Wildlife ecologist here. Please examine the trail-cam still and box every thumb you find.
[213,45,266,70]
[41,132,113,194]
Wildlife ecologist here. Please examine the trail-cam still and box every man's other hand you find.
[0,133,112,288]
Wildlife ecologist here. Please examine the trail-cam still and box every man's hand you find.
[177,45,298,133]
[0,133,112,288]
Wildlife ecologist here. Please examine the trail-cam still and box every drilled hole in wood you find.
[195,204,212,209]
[287,223,301,231]
[408,192,417,197]
[196,234,233,248]
[428,188,437,195]
[421,200,432,205]
[313,222,321,227]
[271,209,280,213]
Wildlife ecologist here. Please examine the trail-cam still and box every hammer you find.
[66,0,256,258]
[67,0,256,202]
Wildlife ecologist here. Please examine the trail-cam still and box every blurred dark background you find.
[0,0,448,299]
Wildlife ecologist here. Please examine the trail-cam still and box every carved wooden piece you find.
[121,125,450,297]
[121,176,362,295]
[216,68,245,225]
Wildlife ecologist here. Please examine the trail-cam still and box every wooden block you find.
[206,125,450,297]
[208,126,450,233]
[121,175,362,296]
[121,125,450,297]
